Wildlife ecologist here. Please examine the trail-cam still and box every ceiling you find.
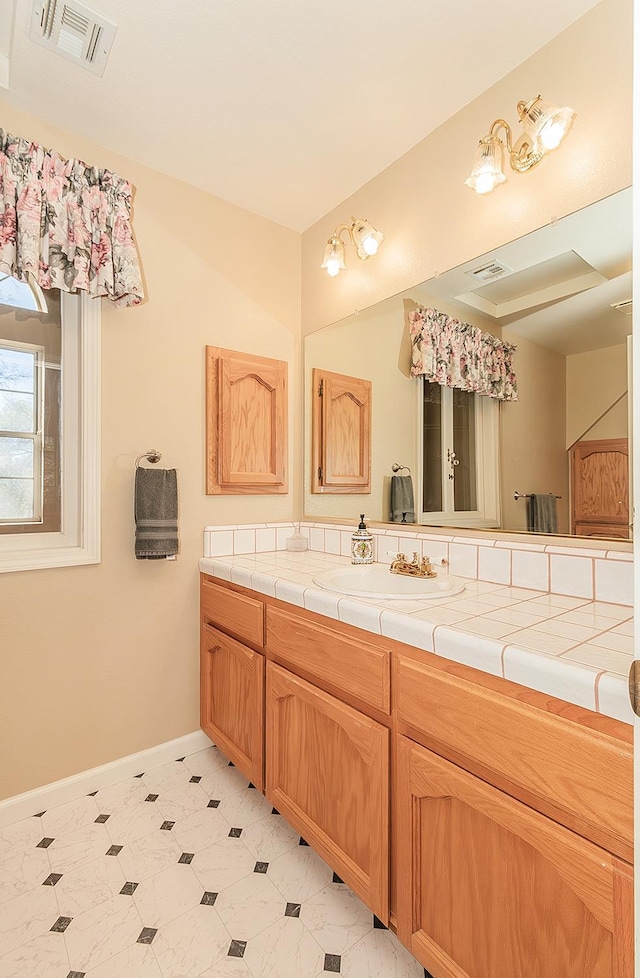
[2,0,600,230]
[421,188,633,356]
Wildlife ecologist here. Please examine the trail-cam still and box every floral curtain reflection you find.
[409,304,518,401]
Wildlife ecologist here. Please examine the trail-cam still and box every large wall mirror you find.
[304,187,632,541]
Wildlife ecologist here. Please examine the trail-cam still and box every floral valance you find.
[0,129,143,307]
[408,304,518,401]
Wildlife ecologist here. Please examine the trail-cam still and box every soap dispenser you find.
[351,514,374,565]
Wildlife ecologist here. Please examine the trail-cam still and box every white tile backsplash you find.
[594,558,634,605]
[256,527,276,553]
[511,550,549,591]
[478,547,511,585]
[448,543,478,579]
[549,554,594,599]
[233,528,256,555]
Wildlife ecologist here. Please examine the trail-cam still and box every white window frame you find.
[0,292,101,572]
[416,379,500,528]
[0,338,45,524]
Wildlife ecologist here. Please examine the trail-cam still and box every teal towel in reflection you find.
[390,475,415,523]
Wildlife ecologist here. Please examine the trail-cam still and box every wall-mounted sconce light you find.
[465,95,576,195]
[321,217,384,277]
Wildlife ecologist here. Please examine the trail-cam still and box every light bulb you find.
[539,119,566,150]
[474,172,499,195]
[325,260,341,277]
[361,234,379,256]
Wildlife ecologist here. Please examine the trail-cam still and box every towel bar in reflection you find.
[513,491,562,501]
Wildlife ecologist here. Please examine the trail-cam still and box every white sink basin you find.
[312,564,465,601]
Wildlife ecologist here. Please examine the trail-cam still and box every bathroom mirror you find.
[304,188,632,539]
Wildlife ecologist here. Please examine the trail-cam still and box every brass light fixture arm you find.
[486,113,544,174]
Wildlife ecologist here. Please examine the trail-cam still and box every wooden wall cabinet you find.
[206,346,288,494]
[311,367,371,493]
[571,438,629,538]
[396,737,633,978]
[266,661,389,921]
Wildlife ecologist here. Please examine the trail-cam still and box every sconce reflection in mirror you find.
[465,95,576,195]
[321,217,384,277]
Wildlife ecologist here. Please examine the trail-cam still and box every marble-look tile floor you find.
[0,746,427,978]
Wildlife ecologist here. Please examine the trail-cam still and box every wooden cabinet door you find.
[571,438,629,536]
[312,367,371,492]
[396,736,633,978]
[200,623,265,790]
[206,346,287,494]
[266,662,389,921]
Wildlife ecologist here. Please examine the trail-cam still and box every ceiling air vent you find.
[30,0,117,76]
[465,259,512,283]
[610,299,633,316]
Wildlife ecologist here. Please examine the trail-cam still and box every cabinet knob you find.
[208,645,222,655]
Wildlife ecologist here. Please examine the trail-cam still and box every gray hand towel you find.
[390,475,415,523]
[527,493,557,534]
[135,468,179,559]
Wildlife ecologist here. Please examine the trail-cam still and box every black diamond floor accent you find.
[134,773,144,778]
[120,882,138,895]
[253,861,269,874]
[324,953,341,973]
[228,761,235,767]
[145,794,159,802]
[137,927,158,945]
[51,916,72,933]
[248,782,256,789]
[228,827,242,838]
[106,845,123,856]
[87,791,98,797]
[175,757,185,762]
[332,872,344,884]
[37,837,54,848]
[179,853,194,865]
[33,811,46,818]
[373,914,388,930]
[43,873,62,886]
[285,902,301,918]
[271,807,280,815]
[189,775,202,783]
[228,940,247,958]
[298,837,309,846]
[208,800,221,809]
[67,972,86,978]
[201,891,218,906]
[160,821,175,831]
[424,970,435,978]
[95,814,110,824]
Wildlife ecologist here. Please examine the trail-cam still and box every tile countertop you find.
[199,551,635,726]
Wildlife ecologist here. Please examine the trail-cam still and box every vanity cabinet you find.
[396,737,633,978]
[394,649,634,978]
[266,661,389,921]
[200,573,633,976]
[200,576,266,789]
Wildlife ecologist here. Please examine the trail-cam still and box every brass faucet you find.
[389,552,438,579]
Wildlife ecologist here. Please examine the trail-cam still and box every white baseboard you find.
[0,730,214,828]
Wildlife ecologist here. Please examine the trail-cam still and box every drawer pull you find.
[628,660,640,717]
[208,645,222,655]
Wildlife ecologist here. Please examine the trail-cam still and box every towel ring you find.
[135,449,162,469]
[391,463,411,474]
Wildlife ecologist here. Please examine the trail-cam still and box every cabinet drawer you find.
[201,576,264,648]
[266,607,390,715]
[395,653,633,861]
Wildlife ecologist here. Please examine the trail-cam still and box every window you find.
[419,379,499,528]
[0,281,100,572]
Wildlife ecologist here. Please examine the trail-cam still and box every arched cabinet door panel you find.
[570,438,629,537]
[312,367,371,493]
[395,736,633,978]
[206,346,288,494]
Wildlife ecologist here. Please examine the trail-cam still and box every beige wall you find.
[566,344,629,447]
[301,0,632,338]
[0,102,300,800]
[500,332,569,534]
